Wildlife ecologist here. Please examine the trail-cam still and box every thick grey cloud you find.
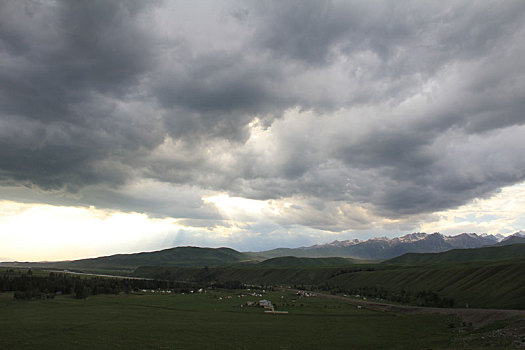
[0,0,164,190]
[1,0,525,235]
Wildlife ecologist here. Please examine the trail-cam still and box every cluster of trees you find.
[134,266,250,290]
[412,290,455,308]
[1,268,250,300]
[214,280,243,289]
[330,267,376,278]
[315,284,455,308]
[0,269,194,300]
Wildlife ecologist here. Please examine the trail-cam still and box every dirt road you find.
[283,288,525,327]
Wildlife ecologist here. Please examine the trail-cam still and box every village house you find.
[259,299,272,308]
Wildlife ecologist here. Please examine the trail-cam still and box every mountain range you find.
[255,231,525,260]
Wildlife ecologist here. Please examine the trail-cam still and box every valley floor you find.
[1,290,523,349]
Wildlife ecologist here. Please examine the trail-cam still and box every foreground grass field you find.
[0,290,462,349]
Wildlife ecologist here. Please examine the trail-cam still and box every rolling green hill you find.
[71,246,251,269]
[4,247,253,272]
[385,243,525,265]
[257,256,353,267]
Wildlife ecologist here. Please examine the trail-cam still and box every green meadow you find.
[0,290,459,350]
[2,245,525,348]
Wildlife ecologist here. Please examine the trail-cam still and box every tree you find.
[74,282,89,299]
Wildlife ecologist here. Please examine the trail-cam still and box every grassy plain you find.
[0,290,461,350]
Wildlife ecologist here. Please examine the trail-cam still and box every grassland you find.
[3,244,525,348]
[0,289,463,349]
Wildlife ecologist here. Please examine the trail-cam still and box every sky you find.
[1,0,525,261]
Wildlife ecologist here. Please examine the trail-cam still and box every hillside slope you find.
[327,259,525,309]
[386,243,525,265]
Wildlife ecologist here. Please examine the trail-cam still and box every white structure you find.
[259,299,272,308]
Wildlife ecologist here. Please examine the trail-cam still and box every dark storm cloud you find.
[252,0,352,65]
[154,52,290,142]
[0,0,164,190]
[0,0,155,120]
[1,0,525,228]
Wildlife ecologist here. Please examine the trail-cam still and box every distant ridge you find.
[3,246,251,271]
[258,256,352,267]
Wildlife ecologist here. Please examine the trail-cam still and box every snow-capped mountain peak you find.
[513,231,525,238]
[494,234,506,241]
[369,236,389,241]
[480,233,506,242]
[396,232,428,243]
[311,239,360,249]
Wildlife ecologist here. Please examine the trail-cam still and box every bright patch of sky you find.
[420,183,525,236]
[1,181,524,261]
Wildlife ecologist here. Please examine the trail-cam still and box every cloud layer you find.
[1,0,525,243]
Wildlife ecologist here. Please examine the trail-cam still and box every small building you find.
[259,299,272,308]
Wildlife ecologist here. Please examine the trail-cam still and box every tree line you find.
[0,269,198,300]
[314,284,455,308]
